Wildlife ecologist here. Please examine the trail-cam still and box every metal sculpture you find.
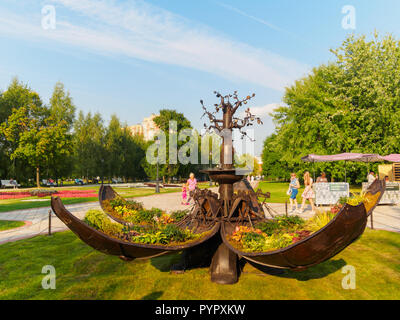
[51,91,385,285]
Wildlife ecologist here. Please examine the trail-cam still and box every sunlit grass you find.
[0,220,25,231]
[0,228,398,300]
[257,182,362,204]
[0,188,180,213]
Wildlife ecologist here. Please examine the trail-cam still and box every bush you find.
[162,224,191,243]
[170,210,188,222]
[255,215,304,236]
[84,209,123,237]
[29,189,58,197]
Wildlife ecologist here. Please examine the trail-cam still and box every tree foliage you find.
[263,33,400,183]
[0,80,75,187]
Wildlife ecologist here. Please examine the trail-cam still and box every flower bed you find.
[56,190,97,198]
[228,192,377,253]
[84,209,202,246]
[228,214,327,253]
[0,192,32,200]
[0,189,98,200]
[102,197,188,226]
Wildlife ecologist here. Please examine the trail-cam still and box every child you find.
[181,185,188,205]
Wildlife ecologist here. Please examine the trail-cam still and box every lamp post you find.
[155,138,160,193]
[209,151,213,187]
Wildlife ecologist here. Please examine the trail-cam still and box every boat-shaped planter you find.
[98,185,136,226]
[51,196,221,261]
[220,179,385,270]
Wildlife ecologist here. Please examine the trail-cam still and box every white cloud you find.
[0,0,309,91]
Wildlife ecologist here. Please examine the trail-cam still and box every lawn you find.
[0,220,25,231]
[0,228,399,299]
[0,181,363,212]
[257,182,362,203]
[0,187,180,213]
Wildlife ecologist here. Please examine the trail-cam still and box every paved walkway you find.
[1,186,399,244]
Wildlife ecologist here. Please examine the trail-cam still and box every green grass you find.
[0,228,399,299]
[0,220,25,231]
[257,182,362,203]
[0,181,364,212]
[0,187,180,213]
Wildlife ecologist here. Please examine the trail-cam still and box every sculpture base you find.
[170,232,238,284]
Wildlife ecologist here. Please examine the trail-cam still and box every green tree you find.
[47,82,76,182]
[104,115,124,179]
[73,111,106,181]
[142,109,193,182]
[49,82,76,130]
[0,78,46,182]
[263,33,400,184]
[120,127,146,181]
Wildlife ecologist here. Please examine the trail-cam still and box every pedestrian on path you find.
[288,173,300,213]
[181,184,188,205]
[298,171,316,214]
[186,173,197,205]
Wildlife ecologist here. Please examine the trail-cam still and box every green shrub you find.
[242,232,266,251]
[255,215,305,236]
[305,211,336,232]
[254,221,280,236]
[109,197,143,211]
[84,209,123,237]
[170,210,188,222]
[162,224,191,242]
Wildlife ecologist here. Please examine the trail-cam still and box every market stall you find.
[362,181,400,205]
[314,182,349,205]
[373,154,400,204]
[301,153,381,206]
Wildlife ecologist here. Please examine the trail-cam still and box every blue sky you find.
[1,0,400,155]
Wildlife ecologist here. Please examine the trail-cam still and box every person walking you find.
[298,171,316,214]
[288,173,300,213]
[367,171,377,184]
[186,173,198,205]
[181,184,188,205]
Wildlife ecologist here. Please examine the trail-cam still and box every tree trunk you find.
[36,167,40,188]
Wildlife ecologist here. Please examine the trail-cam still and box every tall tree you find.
[142,109,193,182]
[0,79,48,185]
[263,33,400,183]
[49,82,76,130]
[47,82,76,181]
[73,111,106,180]
[104,114,124,179]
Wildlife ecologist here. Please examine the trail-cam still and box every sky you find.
[1,0,400,156]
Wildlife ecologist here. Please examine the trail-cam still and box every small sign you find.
[386,184,400,191]
[329,184,348,192]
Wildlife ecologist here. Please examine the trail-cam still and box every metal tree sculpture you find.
[201,91,262,168]
[51,91,385,286]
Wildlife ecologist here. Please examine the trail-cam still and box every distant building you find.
[129,114,159,141]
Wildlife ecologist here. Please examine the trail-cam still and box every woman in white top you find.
[298,171,316,214]
[367,171,376,184]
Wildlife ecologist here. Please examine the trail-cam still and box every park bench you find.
[0,180,21,189]
[42,179,57,187]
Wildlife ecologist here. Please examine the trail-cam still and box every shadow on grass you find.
[141,291,164,300]
[150,252,182,272]
[243,258,347,281]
